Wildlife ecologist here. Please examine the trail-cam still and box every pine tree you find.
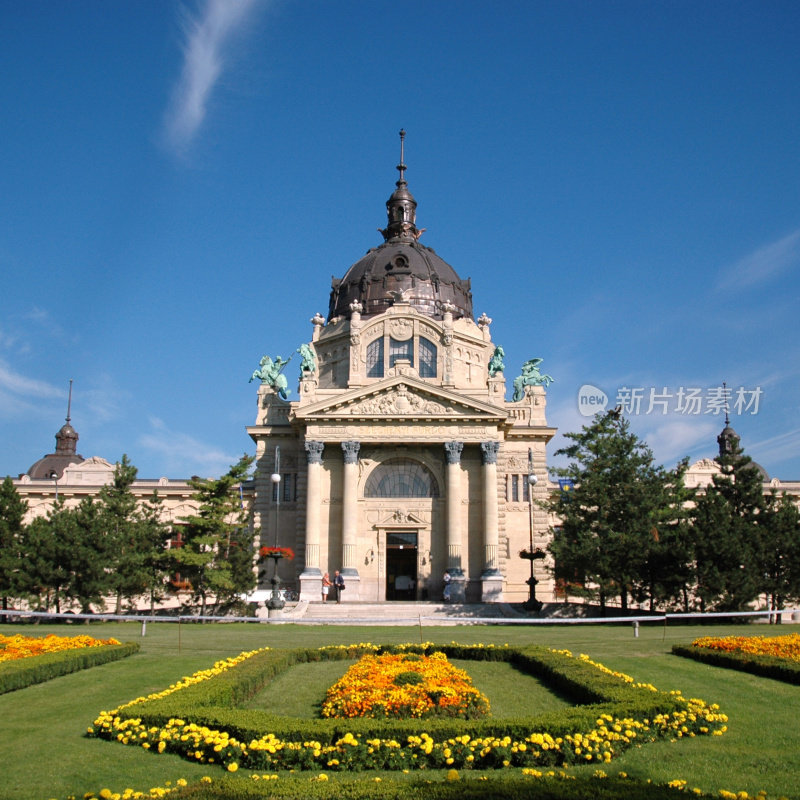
[0,476,28,616]
[754,492,800,621]
[547,411,677,614]
[171,454,255,618]
[692,431,763,611]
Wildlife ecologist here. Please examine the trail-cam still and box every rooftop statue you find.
[297,342,317,374]
[512,358,554,401]
[488,346,505,377]
[250,355,291,400]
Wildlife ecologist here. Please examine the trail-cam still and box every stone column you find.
[299,441,324,601]
[444,441,466,603]
[480,440,503,602]
[341,441,361,580]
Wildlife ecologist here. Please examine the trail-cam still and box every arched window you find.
[364,458,440,498]
[419,337,437,378]
[366,338,384,378]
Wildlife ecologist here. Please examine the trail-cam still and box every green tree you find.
[754,492,800,621]
[171,454,255,617]
[96,455,165,614]
[692,434,764,611]
[0,476,28,615]
[547,411,680,614]
[136,491,173,614]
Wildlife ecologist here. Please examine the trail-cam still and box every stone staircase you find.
[273,601,522,626]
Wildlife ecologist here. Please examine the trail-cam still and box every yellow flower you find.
[227,763,239,772]
[446,769,460,782]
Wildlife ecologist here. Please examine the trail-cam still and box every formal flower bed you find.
[88,643,727,775]
[321,651,490,719]
[0,632,121,662]
[673,632,800,684]
[690,633,800,660]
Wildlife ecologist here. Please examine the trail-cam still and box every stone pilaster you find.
[341,441,361,583]
[299,441,324,601]
[480,440,503,601]
[443,441,466,603]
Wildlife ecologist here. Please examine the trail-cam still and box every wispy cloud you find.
[0,359,64,419]
[163,0,260,153]
[747,427,800,476]
[720,229,800,291]
[139,416,241,478]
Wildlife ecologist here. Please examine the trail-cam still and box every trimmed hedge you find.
[672,643,800,684]
[123,643,686,744]
[0,642,140,694]
[165,772,719,800]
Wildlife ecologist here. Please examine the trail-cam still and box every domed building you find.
[248,133,557,604]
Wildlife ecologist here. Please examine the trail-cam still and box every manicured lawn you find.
[0,620,797,800]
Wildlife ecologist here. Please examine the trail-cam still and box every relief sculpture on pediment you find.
[347,385,450,416]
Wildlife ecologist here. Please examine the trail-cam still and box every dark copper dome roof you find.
[328,131,473,322]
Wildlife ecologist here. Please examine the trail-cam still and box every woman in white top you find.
[321,572,332,602]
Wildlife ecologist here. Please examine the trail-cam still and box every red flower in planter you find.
[259,546,295,560]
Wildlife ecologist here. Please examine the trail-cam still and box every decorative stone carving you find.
[342,440,361,464]
[444,441,464,464]
[305,441,325,464]
[477,312,492,329]
[480,441,500,465]
[347,385,450,416]
[389,319,413,340]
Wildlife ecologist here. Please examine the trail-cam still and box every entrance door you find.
[386,531,418,601]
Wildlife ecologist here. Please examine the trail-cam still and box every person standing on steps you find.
[333,570,345,603]
[321,572,332,602]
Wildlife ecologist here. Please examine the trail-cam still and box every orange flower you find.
[0,633,121,663]
[321,652,490,719]
[691,633,800,662]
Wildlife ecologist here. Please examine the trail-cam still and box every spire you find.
[55,379,79,456]
[380,129,421,242]
[716,381,739,458]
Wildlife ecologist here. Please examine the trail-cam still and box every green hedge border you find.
[672,643,800,684]
[104,643,714,760]
[167,772,719,800]
[0,641,139,694]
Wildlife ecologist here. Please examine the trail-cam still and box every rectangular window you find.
[389,337,413,367]
[511,474,519,502]
[282,473,292,502]
[523,475,530,502]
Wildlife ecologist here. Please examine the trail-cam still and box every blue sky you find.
[2,0,799,481]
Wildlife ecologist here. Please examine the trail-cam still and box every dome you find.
[328,239,473,321]
[328,131,473,322]
[25,381,84,479]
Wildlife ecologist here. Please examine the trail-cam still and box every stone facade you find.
[247,139,556,603]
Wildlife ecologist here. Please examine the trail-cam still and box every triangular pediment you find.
[376,509,426,527]
[295,376,506,421]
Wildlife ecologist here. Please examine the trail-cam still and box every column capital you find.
[304,440,325,464]
[480,440,500,465]
[341,440,361,465]
[444,441,464,465]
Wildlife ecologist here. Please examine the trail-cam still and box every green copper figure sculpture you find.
[250,355,291,400]
[297,342,317,374]
[488,345,505,377]
[512,358,554,401]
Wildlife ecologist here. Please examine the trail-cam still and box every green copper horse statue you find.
[512,358,554,401]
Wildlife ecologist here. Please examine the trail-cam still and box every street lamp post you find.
[266,446,285,611]
[523,447,544,612]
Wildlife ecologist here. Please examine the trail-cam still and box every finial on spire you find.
[66,378,73,424]
[396,128,407,185]
[723,380,730,426]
